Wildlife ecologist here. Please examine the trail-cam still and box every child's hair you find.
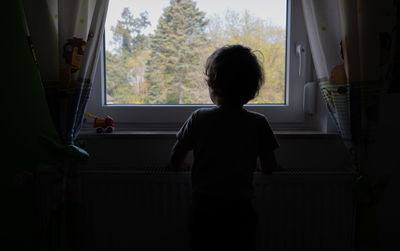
[205,44,265,105]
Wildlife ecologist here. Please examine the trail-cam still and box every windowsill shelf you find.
[78,128,340,139]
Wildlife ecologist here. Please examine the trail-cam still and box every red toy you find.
[85,112,114,133]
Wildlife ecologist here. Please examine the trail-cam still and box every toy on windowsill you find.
[85,112,114,133]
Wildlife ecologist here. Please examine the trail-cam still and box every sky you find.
[105,0,287,49]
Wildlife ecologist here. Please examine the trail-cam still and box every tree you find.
[206,10,286,104]
[106,5,286,105]
[106,8,151,104]
[111,8,150,55]
[146,0,209,104]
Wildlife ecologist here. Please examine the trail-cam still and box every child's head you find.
[205,44,264,106]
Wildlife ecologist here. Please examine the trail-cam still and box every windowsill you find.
[78,127,340,139]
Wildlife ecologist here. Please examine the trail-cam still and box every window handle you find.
[295,42,305,76]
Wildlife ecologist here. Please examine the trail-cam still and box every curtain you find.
[3,1,63,250]
[301,0,397,250]
[301,0,351,161]
[21,0,109,158]
[20,0,109,250]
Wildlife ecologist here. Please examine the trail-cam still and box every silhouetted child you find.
[168,44,281,251]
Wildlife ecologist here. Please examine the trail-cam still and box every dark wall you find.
[77,133,354,172]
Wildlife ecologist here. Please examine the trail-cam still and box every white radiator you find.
[39,171,356,251]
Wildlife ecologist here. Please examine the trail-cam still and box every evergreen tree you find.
[106,8,151,104]
[111,8,150,55]
[146,0,209,104]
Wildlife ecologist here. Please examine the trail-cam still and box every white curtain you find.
[301,0,353,152]
[301,0,394,167]
[301,1,396,250]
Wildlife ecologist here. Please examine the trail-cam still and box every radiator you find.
[39,171,356,251]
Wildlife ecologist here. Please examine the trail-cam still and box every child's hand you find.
[180,162,191,171]
[166,162,190,172]
[273,164,285,172]
[256,163,285,174]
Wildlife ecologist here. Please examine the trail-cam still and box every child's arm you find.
[258,151,282,174]
[167,140,190,171]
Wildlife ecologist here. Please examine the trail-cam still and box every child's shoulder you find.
[242,109,269,123]
[243,109,266,118]
[192,107,269,124]
[191,107,214,117]
[185,108,215,122]
[194,107,266,117]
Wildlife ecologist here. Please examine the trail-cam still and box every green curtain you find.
[2,1,61,250]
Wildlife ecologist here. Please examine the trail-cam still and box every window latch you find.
[295,42,305,77]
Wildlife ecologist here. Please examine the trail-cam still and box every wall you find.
[77,132,354,172]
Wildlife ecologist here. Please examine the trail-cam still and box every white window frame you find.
[86,0,316,130]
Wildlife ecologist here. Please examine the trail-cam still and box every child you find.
[168,44,281,251]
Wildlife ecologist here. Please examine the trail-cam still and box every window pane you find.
[105,0,286,105]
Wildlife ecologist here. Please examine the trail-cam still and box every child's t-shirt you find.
[177,107,279,200]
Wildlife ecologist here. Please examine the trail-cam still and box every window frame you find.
[86,0,315,130]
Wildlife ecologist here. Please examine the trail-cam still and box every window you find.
[87,0,314,129]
